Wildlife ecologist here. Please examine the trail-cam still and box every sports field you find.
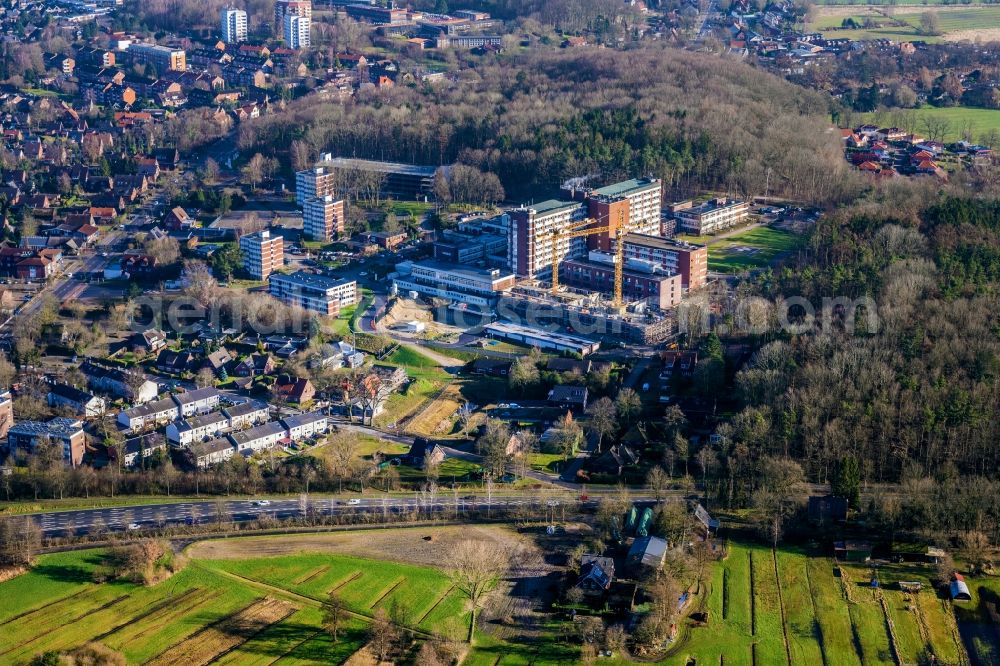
[704,226,805,273]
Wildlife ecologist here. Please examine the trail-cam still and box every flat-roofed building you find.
[274,0,312,32]
[670,198,749,235]
[303,195,345,241]
[621,233,708,290]
[221,7,248,44]
[345,4,408,24]
[8,417,85,467]
[284,14,311,49]
[484,321,601,356]
[393,260,515,308]
[561,253,683,310]
[269,271,357,316]
[240,229,284,280]
[295,165,337,207]
[564,178,663,252]
[508,199,587,278]
[323,157,437,200]
[127,43,187,72]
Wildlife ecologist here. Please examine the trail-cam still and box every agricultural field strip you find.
[0,587,131,657]
[145,597,296,666]
[197,562,436,638]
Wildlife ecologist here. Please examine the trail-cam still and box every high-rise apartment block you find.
[303,195,345,241]
[221,7,248,43]
[284,14,311,49]
[295,165,336,207]
[508,200,588,279]
[240,230,284,280]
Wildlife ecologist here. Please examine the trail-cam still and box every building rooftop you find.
[224,400,269,419]
[123,396,177,419]
[591,178,660,199]
[407,260,514,281]
[10,417,84,438]
[177,411,229,432]
[192,437,234,458]
[280,410,327,430]
[229,421,286,446]
[514,199,581,217]
[623,232,705,251]
[322,157,438,177]
[173,387,222,406]
[270,271,356,291]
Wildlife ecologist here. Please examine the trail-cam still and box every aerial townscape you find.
[0,0,997,663]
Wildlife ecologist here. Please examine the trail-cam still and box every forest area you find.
[696,176,1000,537]
[237,46,859,202]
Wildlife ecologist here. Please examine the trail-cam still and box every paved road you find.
[31,493,670,537]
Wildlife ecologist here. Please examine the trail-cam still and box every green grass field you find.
[704,226,805,273]
[0,540,554,665]
[665,543,970,666]
[810,4,1000,41]
[863,106,1000,143]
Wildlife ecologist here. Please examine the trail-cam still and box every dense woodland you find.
[704,181,1000,520]
[238,46,858,201]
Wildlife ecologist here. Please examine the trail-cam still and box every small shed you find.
[950,572,972,601]
[834,540,872,563]
[627,536,668,571]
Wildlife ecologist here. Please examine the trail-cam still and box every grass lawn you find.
[809,5,1000,41]
[775,550,825,666]
[329,301,357,338]
[863,105,1000,143]
[749,544,790,665]
[0,543,490,665]
[528,453,566,474]
[708,226,805,273]
[807,557,863,666]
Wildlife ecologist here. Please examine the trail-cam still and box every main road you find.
[30,492,669,538]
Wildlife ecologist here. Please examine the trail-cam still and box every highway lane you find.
[31,493,660,537]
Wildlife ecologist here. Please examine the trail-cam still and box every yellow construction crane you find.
[549,212,626,309]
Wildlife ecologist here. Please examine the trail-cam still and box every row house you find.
[166,400,270,445]
[280,411,328,440]
[80,359,159,403]
[192,437,236,467]
[118,387,224,431]
[221,64,267,89]
[229,420,286,454]
[121,433,167,467]
[46,382,106,417]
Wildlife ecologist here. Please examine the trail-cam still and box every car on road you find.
[347,498,361,505]
[254,500,271,507]
[127,522,141,530]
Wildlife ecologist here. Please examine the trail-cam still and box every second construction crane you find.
[549,210,627,310]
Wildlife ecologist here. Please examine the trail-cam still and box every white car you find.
[347,498,361,506]
[254,500,271,507]
[127,522,141,531]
